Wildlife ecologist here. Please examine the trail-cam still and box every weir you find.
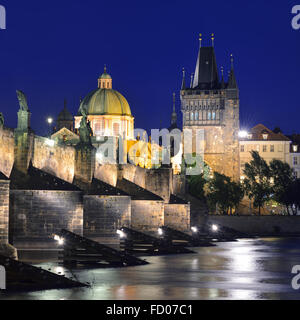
[0,254,87,292]
[118,226,195,255]
[57,229,148,267]
[160,226,214,247]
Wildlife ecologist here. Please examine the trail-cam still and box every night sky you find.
[0,0,299,136]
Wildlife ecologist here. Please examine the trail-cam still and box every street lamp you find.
[238,130,248,138]
[191,226,198,233]
[158,228,163,236]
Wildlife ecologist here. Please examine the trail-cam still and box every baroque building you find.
[180,36,240,180]
[239,124,291,180]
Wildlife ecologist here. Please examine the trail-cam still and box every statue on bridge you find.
[16,90,29,111]
[0,112,4,127]
[79,114,93,145]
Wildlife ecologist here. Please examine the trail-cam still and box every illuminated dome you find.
[75,67,134,140]
[79,88,132,116]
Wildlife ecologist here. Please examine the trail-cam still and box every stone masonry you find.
[0,175,9,243]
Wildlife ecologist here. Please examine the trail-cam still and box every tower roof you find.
[192,46,219,89]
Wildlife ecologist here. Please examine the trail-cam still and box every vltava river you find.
[1,237,300,300]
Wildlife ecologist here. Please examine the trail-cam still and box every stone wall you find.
[83,195,131,237]
[200,215,300,236]
[0,179,9,243]
[122,164,146,188]
[145,168,172,203]
[164,203,190,232]
[131,200,164,232]
[0,127,14,177]
[32,136,75,183]
[10,190,83,243]
[94,163,118,186]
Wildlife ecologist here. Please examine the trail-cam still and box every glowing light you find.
[191,226,198,233]
[47,117,53,125]
[211,224,219,232]
[116,229,126,238]
[54,234,64,245]
[158,228,163,236]
[238,130,248,138]
[45,139,55,147]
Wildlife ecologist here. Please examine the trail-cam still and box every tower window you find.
[240,145,245,152]
[195,112,198,120]
[294,157,298,165]
[263,145,267,152]
[191,112,194,121]
[270,145,275,152]
[208,111,211,120]
[212,111,216,120]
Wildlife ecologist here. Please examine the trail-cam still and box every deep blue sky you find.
[0,0,299,136]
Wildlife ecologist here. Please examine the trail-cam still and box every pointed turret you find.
[181,68,186,90]
[227,54,238,89]
[220,67,225,89]
[171,92,177,128]
[192,34,219,89]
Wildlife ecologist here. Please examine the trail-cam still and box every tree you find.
[243,151,272,215]
[188,173,207,200]
[206,172,244,215]
[269,159,294,215]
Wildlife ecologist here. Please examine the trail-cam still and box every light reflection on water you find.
[1,237,300,300]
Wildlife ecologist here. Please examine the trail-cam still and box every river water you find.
[1,237,300,300]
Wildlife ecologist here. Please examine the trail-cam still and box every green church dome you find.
[79,88,132,117]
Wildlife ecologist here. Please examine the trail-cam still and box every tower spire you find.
[211,33,215,47]
[173,92,176,113]
[220,66,225,89]
[190,73,194,88]
[228,54,238,89]
[199,33,202,48]
[181,67,186,90]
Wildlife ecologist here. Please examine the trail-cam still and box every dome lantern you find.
[98,65,112,89]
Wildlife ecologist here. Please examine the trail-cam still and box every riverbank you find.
[197,215,300,237]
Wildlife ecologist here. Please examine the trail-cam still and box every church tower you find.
[180,34,240,180]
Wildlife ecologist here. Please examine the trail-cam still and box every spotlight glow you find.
[116,229,126,239]
[47,117,53,125]
[158,228,163,236]
[54,234,64,245]
[191,226,198,233]
[212,224,219,232]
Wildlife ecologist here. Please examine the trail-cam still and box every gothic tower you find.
[180,34,240,180]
